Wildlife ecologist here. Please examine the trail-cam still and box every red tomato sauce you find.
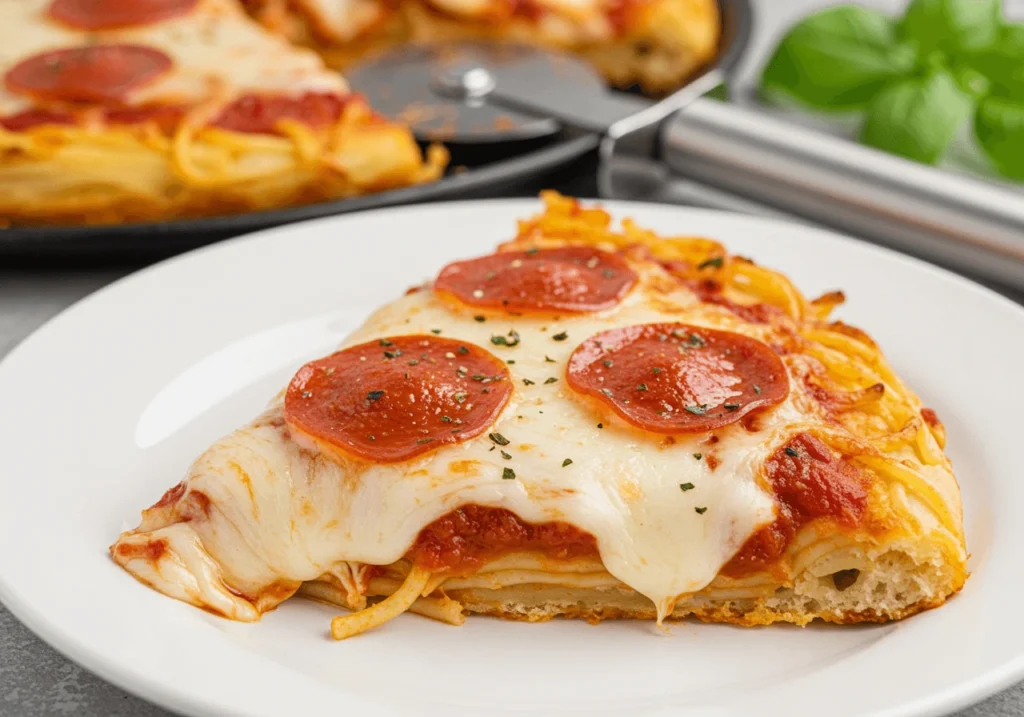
[408,505,598,574]
[724,433,868,576]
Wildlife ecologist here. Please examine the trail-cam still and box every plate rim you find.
[1,197,1022,717]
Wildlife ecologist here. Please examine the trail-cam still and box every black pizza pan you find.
[0,0,751,262]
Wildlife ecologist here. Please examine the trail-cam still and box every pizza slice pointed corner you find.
[0,0,446,226]
[112,192,968,637]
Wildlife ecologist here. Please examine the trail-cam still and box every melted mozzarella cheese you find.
[292,0,386,42]
[117,259,831,619]
[0,0,346,117]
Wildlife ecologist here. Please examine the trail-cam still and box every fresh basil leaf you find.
[859,70,973,164]
[953,65,991,98]
[966,23,1024,96]
[761,6,916,111]
[975,95,1024,180]
[901,0,1002,56]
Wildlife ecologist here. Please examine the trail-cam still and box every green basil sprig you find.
[761,6,916,110]
[901,0,1002,56]
[760,0,1024,181]
[860,69,973,163]
[976,96,1024,179]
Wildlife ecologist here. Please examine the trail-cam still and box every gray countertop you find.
[4,0,1024,715]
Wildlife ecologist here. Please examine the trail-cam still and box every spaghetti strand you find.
[331,565,432,640]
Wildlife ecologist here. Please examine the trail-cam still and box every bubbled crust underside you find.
[450,555,962,627]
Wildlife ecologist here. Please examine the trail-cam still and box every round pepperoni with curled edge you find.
[284,336,512,463]
[434,247,637,314]
[48,0,198,30]
[4,45,172,105]
[566,323,789,434]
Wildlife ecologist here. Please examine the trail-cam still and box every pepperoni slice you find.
[0,109,74,131]
[48,0,198,30]
[566,323,789,433]
[434,247,637,314]
[284,336,512,463]
[212,92,347,135]
[0,106,184,133]
[5,45,172,105]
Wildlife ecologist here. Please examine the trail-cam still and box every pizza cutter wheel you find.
[346,41,713,148]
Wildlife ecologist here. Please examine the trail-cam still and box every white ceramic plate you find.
[0,200,1020,717]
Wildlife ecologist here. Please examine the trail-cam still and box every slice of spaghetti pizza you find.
[241,0,721,94]
[112,193,967,637]
[0,0,445,226]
